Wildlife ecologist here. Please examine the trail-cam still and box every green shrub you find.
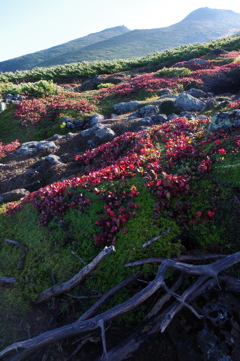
[97,82,115,89]
[157,67,192,78]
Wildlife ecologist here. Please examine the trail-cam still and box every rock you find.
[81,123,105,138]
[208,110,240,131]
[75,75,104,91]
[87,114,105,127]
[15,140,57,156]
[45,155,63,165]
[112,101,140,115]
[174,92,206,111]
[137,105,159,117]
[151,113,168,124]
[180,111,197,121]
[95,127,116,142]
[0,188,29,204]
[158,88,173,97]
[186,88,207,98]
[62,117,83,130]
[0,102,6,112]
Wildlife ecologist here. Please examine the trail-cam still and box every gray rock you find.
[0,188,29,204]
[112,101,140,115]
[88,114,105,127]
[180,111,197,121]
[46,155,63,165]
[151,114,168,124]
[95,127,116,142]
[37,141,57,150]
[186,88,206,98]
[174,92,206,111]
[137,105,159,117]
[81,123,105,138]
[158,88,173,96]
[15,140,57,156]
[208,110,240,131]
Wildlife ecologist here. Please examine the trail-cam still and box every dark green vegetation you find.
[0,31,240,359]
[1,7,240,73]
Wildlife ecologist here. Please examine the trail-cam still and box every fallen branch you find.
[141,227,171,248]
[124,253,226,267]
[4,239,28,270]
[36,245,115,304]
[1,251,240,361]
[0,276,16,285]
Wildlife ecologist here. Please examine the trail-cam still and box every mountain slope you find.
[1,7,240,72]
[0,26,130,72]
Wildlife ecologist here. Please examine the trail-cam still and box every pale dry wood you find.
[36,245,115,304]
[2,252,240,361]
[141,227,171,248]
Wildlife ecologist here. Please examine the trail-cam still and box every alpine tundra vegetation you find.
[0,31,240,361]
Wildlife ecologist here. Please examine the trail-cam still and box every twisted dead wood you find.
[1,251,240,361]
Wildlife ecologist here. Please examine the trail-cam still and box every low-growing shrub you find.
[157,67,192,78]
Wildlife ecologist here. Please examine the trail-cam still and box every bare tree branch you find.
[2,252,240,361]
[36,246,115,304]
[4,239,28,270]
[141,227,171,248]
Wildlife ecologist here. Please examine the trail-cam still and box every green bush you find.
[157,67,192,78]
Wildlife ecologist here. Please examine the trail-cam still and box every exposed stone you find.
[112,101,140,115]
[0,188,29,204]
[45,154,63,165]
[95,127,116,142]
[180,111,197,121]
[208,110,240,131]
[87,114,105,127]
[62,117,83,130]
[158,88,173,96]
[81,123,105,138]
[186,88,207,98]
[15,140,57,156]
[208,48,228,57]
[137,105,159,117]
[75,75,104,91]
[151,113,168,124]
[174,92,206,111]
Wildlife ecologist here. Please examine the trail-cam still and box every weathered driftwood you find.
[1,251,240,361]
[36,245,115,303]
[4,239,28,270]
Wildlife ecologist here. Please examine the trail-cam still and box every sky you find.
[1,0,240,62]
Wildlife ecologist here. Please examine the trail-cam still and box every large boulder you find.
[208,110,240,131]
[0,189,29,204]
[174,92,206,112]
[95,127,116,143]
[112,101,140,115]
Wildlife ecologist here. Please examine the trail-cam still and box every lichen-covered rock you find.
[174,92,206,111]
[45,155,63,165]
[209,110,240,131]
[137,105,159,117]
[0,188,29,204]
[112,101,140,114]
[186,88,210,98]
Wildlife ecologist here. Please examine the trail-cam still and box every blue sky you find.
[1,0,240,62]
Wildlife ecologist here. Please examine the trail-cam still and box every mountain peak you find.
[181,7,239,22]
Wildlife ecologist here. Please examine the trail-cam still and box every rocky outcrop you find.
[15,140,57,156]
[174,92,206,111]
[209,110,240,131]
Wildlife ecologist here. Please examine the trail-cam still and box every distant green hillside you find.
[0,26,130,72]
[1,7,240,72]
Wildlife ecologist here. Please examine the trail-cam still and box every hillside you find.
[1,7,240,72]
[0,39,240,360]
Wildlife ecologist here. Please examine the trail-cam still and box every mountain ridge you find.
[1,7,240,72]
